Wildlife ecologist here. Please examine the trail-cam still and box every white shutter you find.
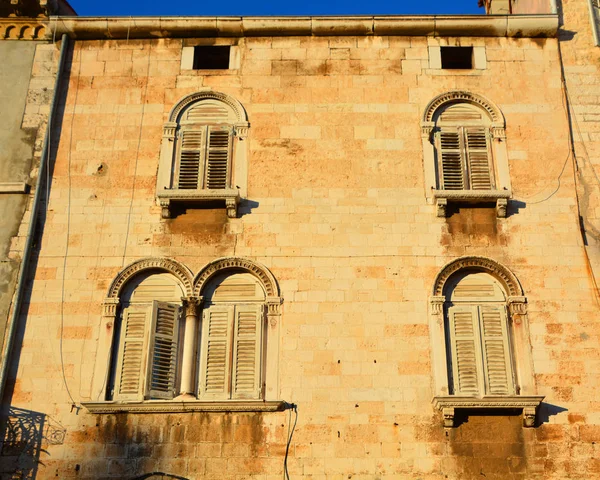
[448,306,482,396]
[438,127,465,190]
[480,306,514,395]
[231,305,263,399]
[146,301,180,399]
[199,305,233,398]
[204,126,232,190]
[177,128,205,189]
[114,305,150,401]
[465,127,493,190]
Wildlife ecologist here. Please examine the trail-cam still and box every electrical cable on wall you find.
[283,403,298,480]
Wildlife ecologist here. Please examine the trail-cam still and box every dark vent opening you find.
[441,47,473,69]
[193,46,231,70]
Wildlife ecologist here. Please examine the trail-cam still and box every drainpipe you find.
[0,34,70,404]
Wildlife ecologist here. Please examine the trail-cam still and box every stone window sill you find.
[432,395,544,428]
[82,399,286,414]
[433,189,511,218]
[157,188,240,219]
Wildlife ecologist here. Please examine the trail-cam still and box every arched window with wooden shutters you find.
[421,91,511,218]
[435,103,495,192]
[110,273,184,401]
[175,99,236,191]
[156,92,250,219]
[444,271,515,397]
[199,272,266,400]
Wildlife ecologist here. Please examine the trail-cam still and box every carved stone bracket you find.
[496,198,508,218]
[433,190,511,218]
[157,189,240,220]
[432,395,544,428]
[436,198,447,218]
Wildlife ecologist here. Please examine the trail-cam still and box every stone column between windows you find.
[179,296,202,397]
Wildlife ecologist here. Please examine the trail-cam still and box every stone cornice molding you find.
[168,90,248,124]
[422,90,505,126]
[82,400,286,414]
[432,256,523,297]
[107,257,194,299]
[193,257,280,298]
[47,14,559,40]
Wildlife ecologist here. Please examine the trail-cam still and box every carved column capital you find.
[508,296,527,325]
[421,122,435,140]
[266,296,283,327]
[182,296,203,317]
[491,126,506,140]
[102,298,120,317]
[429,296,445,315]
[235,125,249,140]
[163,122,178,140]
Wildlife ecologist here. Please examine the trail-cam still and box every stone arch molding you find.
[168,90,249,124]
[107,257,194,299]
[432,256,523,298]
[422,90,505,127]
[194,257,280,298]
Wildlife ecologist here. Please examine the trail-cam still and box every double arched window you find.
[156,91,249,219]
[88,257,283,411]
[421,91,512,217]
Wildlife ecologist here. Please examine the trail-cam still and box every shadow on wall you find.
[0,406,66,479]
[130,474,190,480]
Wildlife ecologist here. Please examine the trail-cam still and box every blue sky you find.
[69,0,484,17]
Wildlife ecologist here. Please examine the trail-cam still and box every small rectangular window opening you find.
[441,47,473,70]
[193,46,231,70]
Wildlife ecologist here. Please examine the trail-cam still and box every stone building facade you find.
[1,4,600,480]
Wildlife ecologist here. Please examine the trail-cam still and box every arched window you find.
[199,272,266,400]
[156,91,249,219]
[109,272,185,401]
[429,257,543,428]
[444,272,514,396]
[421,91,511,218]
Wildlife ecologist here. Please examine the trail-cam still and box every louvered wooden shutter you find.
[231,305,263,399]
[438,128,465,190]
[480,306,513,395]
[465,128,493,190]
[199,306,233,398]
[448,306,482,396]
[146,301,180,399]
[114,306,150,401]
[177,128,205,189]
[205,126,233,190]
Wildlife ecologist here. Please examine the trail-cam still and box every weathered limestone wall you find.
[2,32,600,479]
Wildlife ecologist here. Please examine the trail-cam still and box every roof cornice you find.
[47,14,558,40]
